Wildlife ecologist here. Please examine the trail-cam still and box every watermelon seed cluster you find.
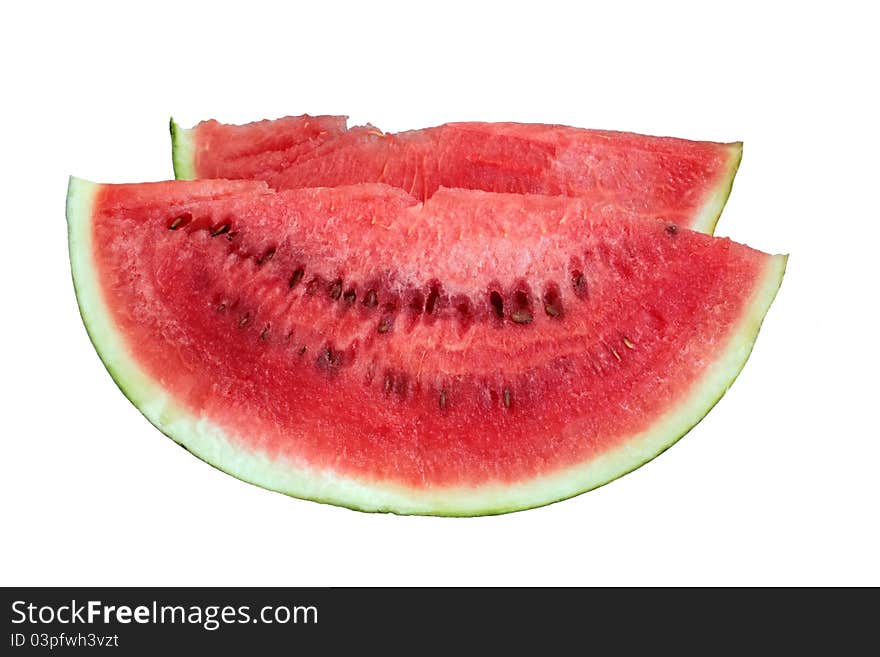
[168,211,580,337]
[162,210,628,413]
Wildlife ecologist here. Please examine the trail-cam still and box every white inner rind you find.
[67,177,785,516]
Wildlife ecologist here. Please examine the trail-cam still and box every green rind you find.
[67,176,785,516]
[170,118,196,180]
[691,142,743,234]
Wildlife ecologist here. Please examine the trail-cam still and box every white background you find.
[1,1,877,586]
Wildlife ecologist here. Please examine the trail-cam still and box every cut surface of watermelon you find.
[171,116,742,233]
[67,177,784,515]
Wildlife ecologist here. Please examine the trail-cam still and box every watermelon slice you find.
[171,116,742,233]
[67,177,784,515]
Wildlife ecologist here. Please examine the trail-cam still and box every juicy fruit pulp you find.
[67,177,785,515]
[172,116,743,233]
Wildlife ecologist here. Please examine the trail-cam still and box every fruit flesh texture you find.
[89,179,777,487]
[189,115,348,181]
[184,117,741,231]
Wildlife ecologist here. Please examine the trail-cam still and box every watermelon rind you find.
[169,118,196,180]
[690,141,744,234]
[66,176,785,516]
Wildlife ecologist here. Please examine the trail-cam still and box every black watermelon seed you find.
[377,316,394,334]
[510,309,533,324]
[543,283,563,317]
[210,223,230,237]
[316,345,343,372]
[329,279,343,300]
[425,284,441,314]
[305,277,321,295]
[544,302,562,317]
[256,247,276,265]
[489,291,504,318]
[289,268,305,288]
[169,213,191,230]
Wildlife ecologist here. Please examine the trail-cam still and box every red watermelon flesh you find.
[177,115,349,182]
[172,116,742,233]
[67,177,784,514]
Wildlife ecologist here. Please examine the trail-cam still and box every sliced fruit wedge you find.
[67,177,784,515]
[172,116,742,233]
